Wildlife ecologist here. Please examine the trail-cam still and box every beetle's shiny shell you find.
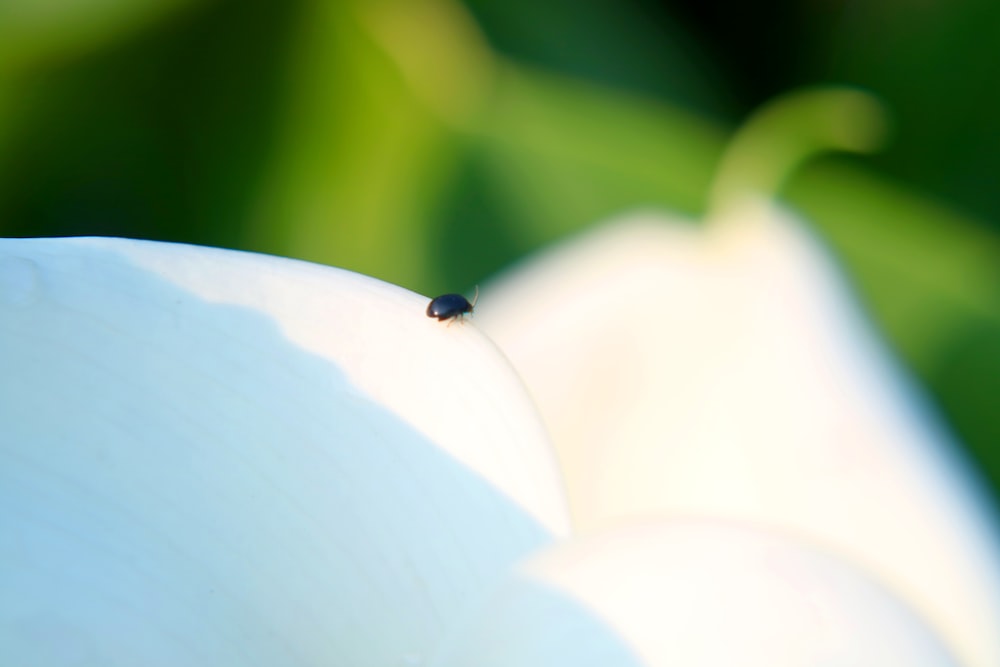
[427,293,474,321]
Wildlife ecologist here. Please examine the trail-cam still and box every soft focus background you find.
[1,0,998,504]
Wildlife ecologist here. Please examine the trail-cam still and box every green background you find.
[2,0,999,504]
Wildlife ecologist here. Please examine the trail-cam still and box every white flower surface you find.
[433,520,960,667]
[2,226,995,666]
[476,197,1000,667]
[0,236,569,666]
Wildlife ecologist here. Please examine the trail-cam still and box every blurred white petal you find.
[0,237,570,666]
[433,520,959,667]
[477,198,1000,667]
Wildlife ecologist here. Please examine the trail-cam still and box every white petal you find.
[0,237,569,666]
[476,199,1000,667]
[433,520,960,667]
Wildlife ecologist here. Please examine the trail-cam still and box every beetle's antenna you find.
[470,285,479,309]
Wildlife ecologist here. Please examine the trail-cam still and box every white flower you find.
[471,88,1000,666]
[2,90,995,667]
[475,196,1000,667]
[433,519,961,667]
[0,236,569,666]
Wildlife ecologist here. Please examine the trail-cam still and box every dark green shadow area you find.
[427,143,527,294]
[0,0,302,249]
[929,319,1000,487]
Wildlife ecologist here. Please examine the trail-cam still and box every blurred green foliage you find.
[1,0,999,498]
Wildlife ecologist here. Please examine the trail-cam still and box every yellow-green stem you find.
[709,87,889,217]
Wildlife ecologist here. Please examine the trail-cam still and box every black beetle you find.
[427,286,478,323]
